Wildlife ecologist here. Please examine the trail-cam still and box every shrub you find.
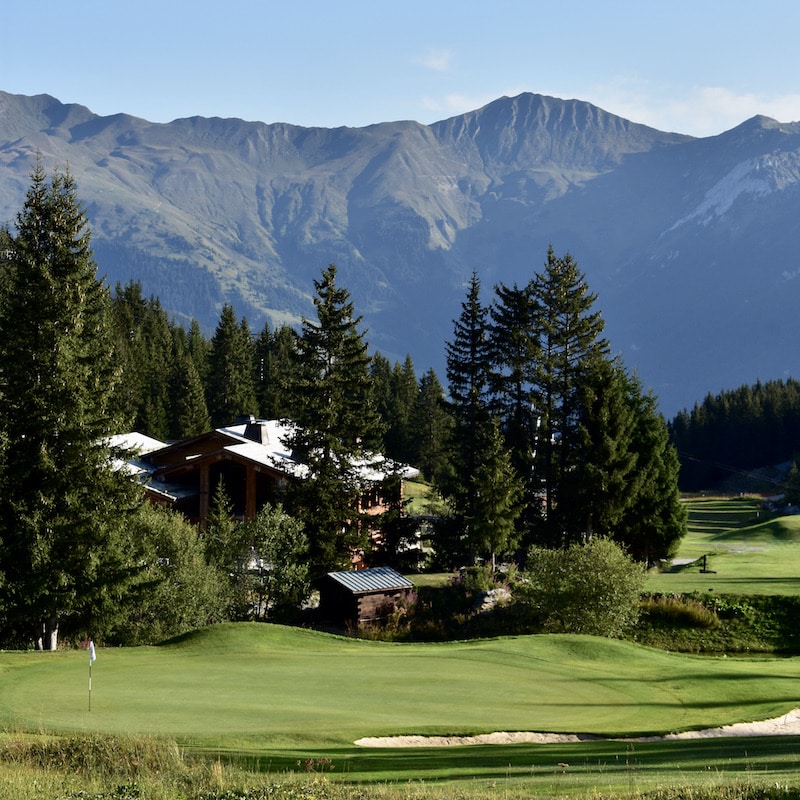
[518,538,645,637]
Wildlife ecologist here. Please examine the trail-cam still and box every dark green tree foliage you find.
[110,282,183,439]
[442,273,523,566]
[565,355,638,539]
[186,318,211,387]
[617,381,686,564]
[410,367,453,484]
[368,473,421,571]
[137,297,174,440]
[443,272,492,499]
[388,355,419,463]
[169,352,211,438]
[107,503,229,645]
[488,280,541,530]
[467,418,524,570]
[255,322,302,420]
[0,165,141,649]
[669,379,800,492]
[109,281,150,429]
[786,459,800,506]
[285,265,384,574]
[531,247,609,546]
[0,226,13,305]
[569,358,686,562]
[206,304,258,427]
[370,352,419,464]
[370,352,394,436]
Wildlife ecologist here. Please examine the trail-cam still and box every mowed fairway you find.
[647,498,800,594]
[1,624,799,748]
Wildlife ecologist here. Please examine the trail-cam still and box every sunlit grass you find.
[2,624,800,749]
[4,625,800,795]
[647,498,800,594]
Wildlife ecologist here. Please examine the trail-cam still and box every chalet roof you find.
[111,418,419,495]
[325,566,414,594]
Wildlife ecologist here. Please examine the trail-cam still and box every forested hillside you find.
[0,168,685,648]
[669,380,800,492]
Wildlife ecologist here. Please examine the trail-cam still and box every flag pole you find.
[88,639,96,712]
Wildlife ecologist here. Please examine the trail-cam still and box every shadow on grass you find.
[198,735,800,787]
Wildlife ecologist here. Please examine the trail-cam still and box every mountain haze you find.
[1,90,799,416]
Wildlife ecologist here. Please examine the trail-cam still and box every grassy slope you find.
[647,499,800,594]
[2,624,799,749]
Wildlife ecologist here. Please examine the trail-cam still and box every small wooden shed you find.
[317,567,415,627]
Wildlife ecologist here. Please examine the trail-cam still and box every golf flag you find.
[89,639,96,664]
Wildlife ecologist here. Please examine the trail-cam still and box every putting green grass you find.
[2,623,799,749]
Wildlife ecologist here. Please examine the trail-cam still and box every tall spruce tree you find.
[468,417,524,570]
[442,273,523,565]
[488,280,541,532]
[206,304,258,427]
[410,367,453,485]
[370,353,419,463]
[566,355,639,539]
[531,246,609,546]
[613,374,686,564]
[255,323,301,420]
[285,264,384,574]
[0,164,141,649]
[442,273,492,527]
[169,352,211,438]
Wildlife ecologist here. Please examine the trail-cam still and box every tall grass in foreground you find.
[3,733,800,800]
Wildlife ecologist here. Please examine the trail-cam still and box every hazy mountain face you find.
[1,90,799,417]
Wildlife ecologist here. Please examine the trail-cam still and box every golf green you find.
[1,623,798,749]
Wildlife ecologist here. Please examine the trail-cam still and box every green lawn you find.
[647,498,800,594]
[7,499,800,795]
[3,623,800,781]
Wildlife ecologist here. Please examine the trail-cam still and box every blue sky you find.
[4,0,800,137]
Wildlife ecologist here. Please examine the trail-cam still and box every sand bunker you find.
[355,708,800,747]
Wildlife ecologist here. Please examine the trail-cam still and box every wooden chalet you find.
[113,417,418,529]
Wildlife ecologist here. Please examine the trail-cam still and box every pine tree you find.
[138,297,174,440]
[567,355,639,539]
[206,304,258,427]
[187,318,211,387]
[488,280,541,532]
[0,164,141,649]
[410,368,453,485]
[614,376,687,564]
[371,353,419,463]
[110,283,176,439]
[390,354,419,463]
[443,273,493,501]
[169,352,211,438]
[468,418,524,570]
[531,246,609,545]
[285,265,384,573]
[442,274,522,565]
[255,322,302,420]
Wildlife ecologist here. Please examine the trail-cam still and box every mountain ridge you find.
[1,90,798,416]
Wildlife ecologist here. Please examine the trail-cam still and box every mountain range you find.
[1,89,799,418]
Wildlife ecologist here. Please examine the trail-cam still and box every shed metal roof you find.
[326,566,413,594]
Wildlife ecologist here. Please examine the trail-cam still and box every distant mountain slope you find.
[1,90,799,416]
